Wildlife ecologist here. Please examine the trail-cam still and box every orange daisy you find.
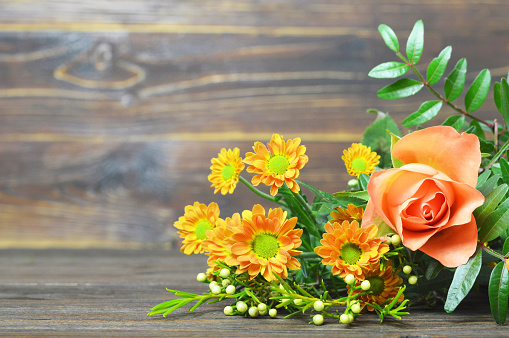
[314,220,389,279]
[208,148,245,195]
[229,204,303,281]
[244,134,308,196]
[330,204,364,224]
[173,202,223,255]
[342,143,380,178]
[202,213,242,268]
[349,262,404,311]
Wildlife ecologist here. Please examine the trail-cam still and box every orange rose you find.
[362,126,485,268]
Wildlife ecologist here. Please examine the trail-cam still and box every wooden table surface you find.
[1,249,506,337]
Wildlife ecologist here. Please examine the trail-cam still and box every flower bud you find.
[403,265,412,275]
[219,268,230,278]
[225,285,236,295]
[408,275,418,285]
[313,314,324,325]
[211,285,222,295]
[269,308,277,318]
[248,306,259,317]
[236,301,248,313]
[313,300,324,312]
[361,280,371,291]
[222,279,231,287]
[344,274,355,285]
[340,313,352,324]
[196,273,207,282]
[257,303,267,312]
[223,306,233,316]
[391,234,402,246]
[293,299,303,306]
[351,302,361,314]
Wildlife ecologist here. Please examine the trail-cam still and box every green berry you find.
[361,280,371,291]
[391,234,401,246]
[219,268,230,278]
[408,275,418,285]
[344,274,356,285]
[248,306,259,317]
[196,273,207,282]
[351,302,361,314]
[257,303,267,312]
[313,300,325,312]
[225,285,236,295]
[211,285,222,295]
[403,265,412,275]
[222,279,231,287]
[269,308,277,318]
[208,281,218,290]
[236,301,248,313]
[223,306,233,316]
[340,313,351,324]
[313,314,324,325]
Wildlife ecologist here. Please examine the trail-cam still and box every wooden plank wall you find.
[0,1,508,249]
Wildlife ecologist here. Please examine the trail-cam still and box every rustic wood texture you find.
[1,248,506,336]
[0,1,508,248]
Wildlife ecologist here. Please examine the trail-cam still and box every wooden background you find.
[0,0,508,249]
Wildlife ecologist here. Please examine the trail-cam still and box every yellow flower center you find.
[195,220,213,240]
[351,157,368,173]
[268,155,290,175]
[366,276,385,296]
[221,164,235,180]
[252,233,279,259]
[340,242,362,265]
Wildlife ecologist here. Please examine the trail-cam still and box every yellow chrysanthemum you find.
[208,148,245,195]
[314,220,389,279]
[230,204,303,281]
[342,143,380,178]
[349,262,404,311]
[202,213,242,269]
[330,204,364,224]
[173,202,223,255]
[244,134,308,196]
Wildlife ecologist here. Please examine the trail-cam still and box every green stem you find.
[487,136,509,167]
[292,189,316,227]
[481,243,505,261]
[239,175,287,207]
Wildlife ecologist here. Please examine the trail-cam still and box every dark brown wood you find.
[0,1,508,248]
[0,248,506,336]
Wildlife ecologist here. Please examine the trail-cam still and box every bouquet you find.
[148,20,509,326]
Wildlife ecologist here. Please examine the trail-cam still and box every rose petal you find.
[418,215,478,267]
[392,126,481,188]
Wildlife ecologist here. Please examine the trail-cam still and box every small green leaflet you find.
[465,69,491,113]
[499,79,509,127]
[444,58,467,102]
[444,249,482,313]
[378,24,399,53]
[441,115,465,132]
[377,78,423,100]
[488,261,509,325]
[406,20,424,65]
[369,62,409,79]
[474,183,508,226]
[478,197,509,243]
[426,46,452,85]
[402,100,443,127]
[388,130,404,168]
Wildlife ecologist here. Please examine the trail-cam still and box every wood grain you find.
[0,1,508,247]
[0,249,507,336]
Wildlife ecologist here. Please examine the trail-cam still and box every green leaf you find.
[388,131,404,168]
[441,114,465,132]
[503,237,509,255]
[477,173,500,196]
[444,58,467,102]
[444,249,482,313]
[474,183,508,226]
[359,174,370,191]
[369,62,409,79]
[362,113,401,168]
[494,82,502,114]
[427,46,452,85]
[488,261,509,325]
[476,170,492,190]
[425,258,445,280]
[499,79,509,127]
[465,120,486,140]
[333,190,370,201]
[402,100,443,127]
[377,78,424,100]
[378,24,399,53]
[406,20,424,64]
[500,158,509,185]
[479,197,509,243]
[465,69,491,113]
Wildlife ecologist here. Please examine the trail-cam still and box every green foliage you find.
[488,261,509,325]
[444,249,483,313]
[361,111,401,168]
[464,69,491,113]
[426,46,452,85]
[377,78,423,99]
[402,100,443,127]
[378,24,399,53]
[444,58,467,102]
[406,20,424,64]
[369,62,409,79]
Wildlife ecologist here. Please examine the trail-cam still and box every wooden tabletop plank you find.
[0,249,506,336]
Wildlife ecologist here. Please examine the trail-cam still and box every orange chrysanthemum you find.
[314,220,389,279]
[229,204,303,281]
[330,204,364,224]
[202,213,242,269]
[342,143,380,178]
[244,134,308,196]
[349,262,404,311]
[208,148,245,195]
[173,202,223,255]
